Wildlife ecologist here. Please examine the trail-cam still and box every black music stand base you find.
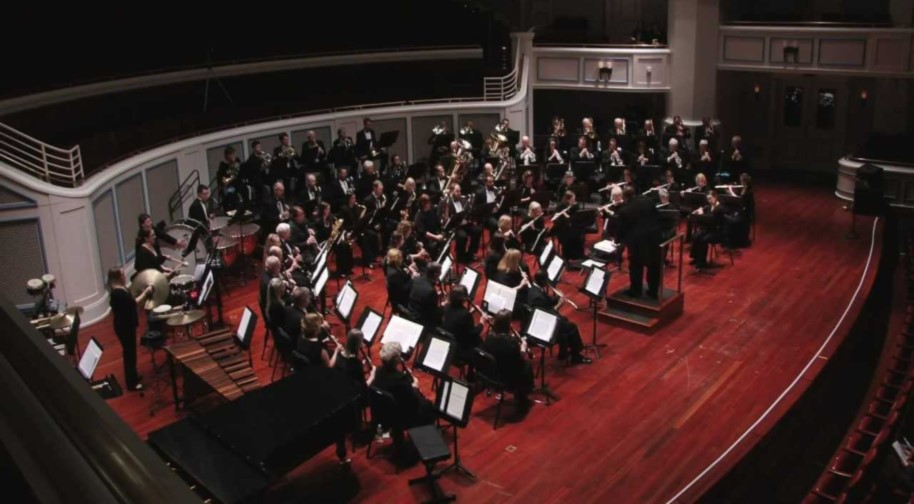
[531,346,559,405]
[583,298,607,359]
[436,424,477,480]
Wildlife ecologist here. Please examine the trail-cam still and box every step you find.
[598,307,661,329]
[606,287,684,317]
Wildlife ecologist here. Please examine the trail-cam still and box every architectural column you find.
[666,0,720,125]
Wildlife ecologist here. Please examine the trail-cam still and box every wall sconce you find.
[860,89,868,107]
[753,83,761,100]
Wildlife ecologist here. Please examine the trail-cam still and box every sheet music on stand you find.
[381,315,424,353]
[459,267,481,299]
[483,280,517,314]
[440,255,453,283]
[436,377,474,428]
[583,267,609,299]
[546,255,564,284]
[78,338,104,381]
[356,307,384,346]
[417,332,455,376]
[580,259,606,269]
[593,240,618,255]
[525,308,558,345]
[314,246,329,278]
[198,269,215,307]
[313,266,330,297]
[335,281,358,322]
[539,239,554,266]
[235,306,257,348]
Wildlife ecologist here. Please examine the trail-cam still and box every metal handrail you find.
[169,169,200,222]
[0,122,83,186]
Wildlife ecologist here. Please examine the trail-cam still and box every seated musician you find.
[260,256,284,311]
[284,287,315,341]
[497,215,520,251]
[641,119,659,151]
[517,135,536,167]
[385,154,407,190]
[262,181,290,232]
[138,213,186,257]
[315,203,353,277]
[263,233,282,263]
[689,191,726,270]
[553,191,585,260]
[481,310,533,413]
[495,249,531,312]
[415,194,445,259]
[484,233,506,280]
[546,138,565,164]
[447,184,482,263]
[528,271,590,364]
[216,146,244,212]
[663,138,690,176]
[332,329,376,391]
[265,278,288,330]
[427,164,449,199]
[478,162,495,186]
[134,228,175,277]
[557,171,575,198]
[396,177,419,222]
[663,168,681,192]
[720,135,746,183]
[300,174,322,218]
[476,174,502,234]
[656,188,680,244]
[443,285,485,363]
[726,173,754,246]
[375,341,437,428]
[516,170,536,216]
[297,312,331,367]
[600,186,625,239]
[664,115,691,143]
[729,172,753,198]
[606,137,626,168]
[276,223,309,285]
[408,262,443,328]
[581,117,600,153]
[289,206,316,252]
[691,173,710,194]
[635,140,656,166]
[611,117,630,150]
[696,139,716,179]
[696,116,719,153]
[396,221,428,268]
[300,130,326,176]
[571,136,595,162]
[519,202,546,254]
[385,249,413,310]
[355,160,378,201]
[331,167,354,210]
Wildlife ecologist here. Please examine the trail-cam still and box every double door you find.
[772,76,848,172]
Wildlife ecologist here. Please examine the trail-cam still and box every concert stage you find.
[94,180,881,503]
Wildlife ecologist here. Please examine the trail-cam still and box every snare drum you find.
[216,236,239,268]
[226,223,261,256]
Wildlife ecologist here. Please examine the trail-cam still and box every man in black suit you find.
[355,117,378,161]
[442,285,484,362]
[299,173,322,217]
[408,262,442,329]
[616,187,662,298]
[330,167,353,210]
[356,160,379,201]
[284,286,313,341]
[261,181,290,232]
[188,184,211,230]
[475,174,501,234]
[426,164,449,199]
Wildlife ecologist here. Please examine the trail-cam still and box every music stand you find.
[545,163,567,185]
[482,280,517,315]
[381,315,424,354]
[416,332,455,378]
[356,306,384,360]
[572,161,596,182]
[439,254,454,285]
[524,308,560,404]
[637,164,661,193]
[545,254,565,285]
[435,377,477,479]
[234,305,258,367]
[458,266,481,300]
[379,131,399,151]
[334,280,358,333]
[580,266,611,358]
[538,239,554,268]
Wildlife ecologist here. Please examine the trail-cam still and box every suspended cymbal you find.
[129,269,170,309]
[166,310,206,327]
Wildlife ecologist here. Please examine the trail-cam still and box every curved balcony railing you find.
[0,122,83,187]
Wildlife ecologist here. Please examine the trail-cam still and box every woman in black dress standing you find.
[107,266,154,392]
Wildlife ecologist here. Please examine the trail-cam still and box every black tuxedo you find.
[447,196,480,262]
[299,185,322,215]
[617,197,662,297]
[385,266,412,309]
[188,198,210,230]
[571,146,596,162]
[300,140,327,175]
[330,177,354,209]
[329,138,356,169]
[355,128,378,159]
[442,304,482,361]
[408,276,441,328]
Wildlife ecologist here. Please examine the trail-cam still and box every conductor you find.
[616,187,662,299]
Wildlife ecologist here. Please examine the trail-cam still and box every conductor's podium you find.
[598,286,684,331]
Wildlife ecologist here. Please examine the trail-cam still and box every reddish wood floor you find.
[84,181,880,503]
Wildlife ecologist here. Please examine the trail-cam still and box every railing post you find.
[39,143,49,183]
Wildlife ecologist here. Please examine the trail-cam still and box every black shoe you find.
[128,383,144,392]
[571,355,593,365]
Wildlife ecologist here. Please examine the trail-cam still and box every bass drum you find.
[161,222,208,275]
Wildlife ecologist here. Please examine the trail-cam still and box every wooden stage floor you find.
[88,181,882,503]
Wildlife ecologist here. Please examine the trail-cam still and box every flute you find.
[519,214,543,233]
[553,286,580,310]
[599,181,628,192]
[715,185,744,189]
[642,182,672,195]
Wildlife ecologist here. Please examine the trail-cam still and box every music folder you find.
[435,377,475,428]
[235,306,258,349]
[524,308,558,347]
[417,332,455,377]
[356,307,384,346]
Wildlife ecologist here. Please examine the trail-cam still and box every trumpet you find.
[494,122,507,133]
[432,123,447,135]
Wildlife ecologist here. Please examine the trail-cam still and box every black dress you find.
[110,287,140,389]
[373,367,436,428]
[134,244,165,274]
[442,304,482,362]
[481,333,533,397]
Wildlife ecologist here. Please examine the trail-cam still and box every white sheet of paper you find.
[581,259,606,269]
[314,248,328,276]
[446,381,469,420]
[539,240,554,265]
[381,315,424,352]
[314,267,329,296]
[438,381,450,413]
[360,311,383,343]
[236,307,253,344]
[585,269,606,297]
[484,280,517,314]
[594,240,617,254]
[547,256,564,283]
[440,256,453,282]
[78,339,103,380]
[423,337,450,372]
[338,284,357,320]
[527,309,558,344]
[459,268,478,295]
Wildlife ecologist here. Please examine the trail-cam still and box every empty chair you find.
[472,348,508,430]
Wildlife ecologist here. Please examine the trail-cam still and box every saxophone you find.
[328,218,343,246]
